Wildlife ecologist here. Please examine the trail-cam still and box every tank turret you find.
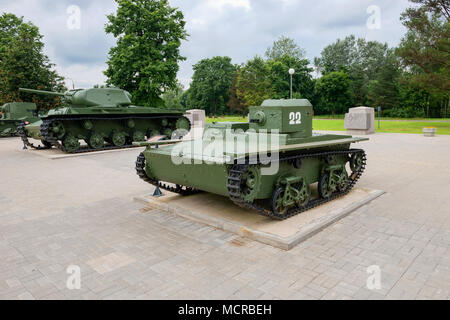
[19,87,132,108]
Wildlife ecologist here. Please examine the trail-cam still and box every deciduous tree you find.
[187,56,236,115]
[0,13,65,111]
[104,0,188,106]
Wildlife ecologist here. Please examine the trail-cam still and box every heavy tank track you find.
[35,115,188,154]
[226,149,367,220]
[18,121,51,150]
[135,152,200,196]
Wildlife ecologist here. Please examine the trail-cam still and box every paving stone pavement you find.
[0,133,449,300]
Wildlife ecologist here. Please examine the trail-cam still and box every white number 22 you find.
[289,112,302,125]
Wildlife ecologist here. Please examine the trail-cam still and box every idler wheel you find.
[350,153,364,172]
[240,166,261,202]
[271,187,289,216]
[50,121,66,139]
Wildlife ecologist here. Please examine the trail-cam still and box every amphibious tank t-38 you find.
[136,99,368,220]
[0,102,39,137]
[18,87,190,153]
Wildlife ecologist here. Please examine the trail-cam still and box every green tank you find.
[18,87,190,153]
[135,99,369,220]
[0,102,39,137]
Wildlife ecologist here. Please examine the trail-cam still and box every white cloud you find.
[208,0,251,11]
[0,0,411,89]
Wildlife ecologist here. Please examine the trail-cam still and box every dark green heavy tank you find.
[135,99,368,220]
[18,87,190,153]
[0,102,39,137]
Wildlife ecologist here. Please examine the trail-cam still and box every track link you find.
[18,121,51,150]
[135,152,200,196]
[226,149,367,220]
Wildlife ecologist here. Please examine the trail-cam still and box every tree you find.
[314,36,394,106]
[161,81,185,110]
[314,71,353,116]
[187,56,236,116]
[266,55,314,101]
[104,0,188,106]
[0,13,65,111]
[236,56,273,107]
[265,36,305,60]
[396,0,449,117]
[227,70,247,116]
[367,51,401,110]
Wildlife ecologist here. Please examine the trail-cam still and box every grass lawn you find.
[207,117,450,135]
[314,115,450,121]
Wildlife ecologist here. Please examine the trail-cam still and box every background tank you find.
[135,99,368,220]
[0,102,38,137]
[18,87,191,153]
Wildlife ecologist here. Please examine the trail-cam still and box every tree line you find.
[0,0,448,118]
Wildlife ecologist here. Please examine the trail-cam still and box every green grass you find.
[314,115,450,121]
[207,116,247,123]
[206,117,450,135]
[313,119,450,135]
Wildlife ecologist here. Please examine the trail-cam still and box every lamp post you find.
[65,78,75,90]
[289,68,295,99]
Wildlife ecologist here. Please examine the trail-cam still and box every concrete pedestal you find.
[345,107,375,135]
[134,188,385,250]
[185,109,206,129]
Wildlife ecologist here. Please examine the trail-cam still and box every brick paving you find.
[0,132,449,300]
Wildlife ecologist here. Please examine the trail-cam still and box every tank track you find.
[17,121,51,150]
[135,152,200,196]
[226,149,367,220]
[136,148,366,220]
[23,115,188,154]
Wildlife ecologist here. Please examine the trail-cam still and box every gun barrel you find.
[19,88,65,97]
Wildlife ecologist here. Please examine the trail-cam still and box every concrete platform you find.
[25,145,145,159]
[134,187,385,250]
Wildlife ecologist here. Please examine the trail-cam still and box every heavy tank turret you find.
[18,87,190,153]
[135,99,368,220]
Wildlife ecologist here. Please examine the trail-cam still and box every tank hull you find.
[21,113,190,153]
[141,139,352,199]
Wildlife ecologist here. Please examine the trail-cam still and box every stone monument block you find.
[345,106,375,135]
[185,109,206,128]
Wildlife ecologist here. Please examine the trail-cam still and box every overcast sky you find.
[0,0,411,89]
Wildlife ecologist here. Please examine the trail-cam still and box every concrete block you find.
[345,106,375,135]
[185,109,206,128]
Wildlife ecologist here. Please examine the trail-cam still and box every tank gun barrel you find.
[19,88,65,97]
